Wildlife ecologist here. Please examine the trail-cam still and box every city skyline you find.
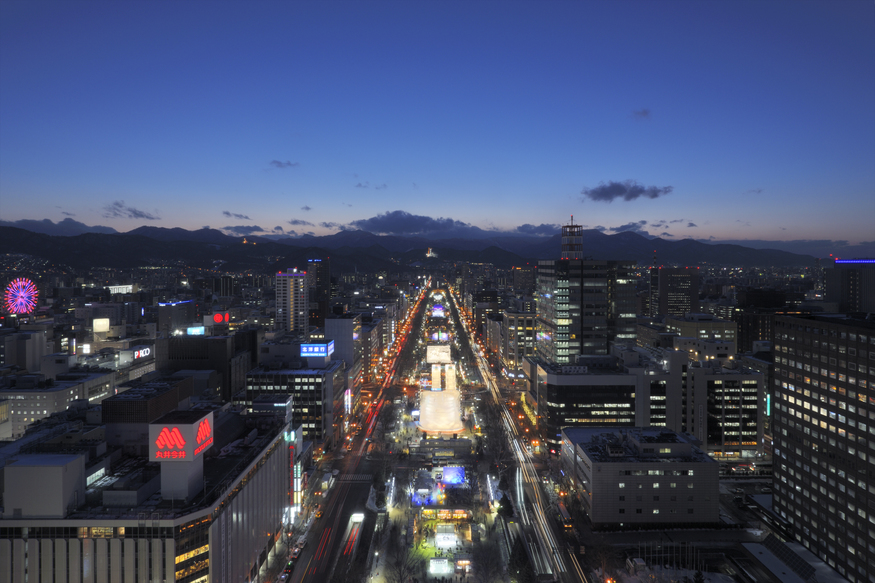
[1,1,873,256]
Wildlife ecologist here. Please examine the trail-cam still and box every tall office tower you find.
[307,257,331,329]
[824,258,875,313]
[536,259,636,363]
[649,267,700,317]
[276,268,309,334]
[772,314,875,582]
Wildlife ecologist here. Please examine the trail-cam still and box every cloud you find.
[0,218,118,236]
[269,160,299,169]
[301,205,312,211]
[515,223,560,236]
[747,188,764,194]
[374,183,388,190]
[223,211,251,220]
[632,108,651,119]
[594,225,607,232]
[342,202,353,207]
[221,225,265,236]
[736,220,751,227]
[102,200,160,220]
[669,219,684,223]
[687,222,697,227]
[320,221,343,229]
[611,220,649,234]
[288,219,314,226]
[61,211,75,216]
[355,182,369,188]
[272,226,285,233]
[660,232,673,237]
[651,220,667,228]
[581,180,673,202]
[412,182,418,189]
[347,210,481,237]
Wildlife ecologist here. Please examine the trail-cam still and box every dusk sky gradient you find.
[1,1,873,256]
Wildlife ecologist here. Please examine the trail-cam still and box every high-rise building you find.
[276,268,309,335]
[307,257,331,329]
[824,258,875,313]
[649,267,700,317]
[536,259,636,362]
[501,309,536,375]
[772,313,875,582]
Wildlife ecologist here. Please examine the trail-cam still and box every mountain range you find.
[0,225,818,273]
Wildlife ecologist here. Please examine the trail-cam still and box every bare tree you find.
[384,545,424,583]
[471,538,505,583]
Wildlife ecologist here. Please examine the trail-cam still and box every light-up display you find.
[4,278,38,314]
[300,340,335,358]
[149,412,214,462]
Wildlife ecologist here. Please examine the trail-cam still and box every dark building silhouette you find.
[825,259,875,312]
[308,257,331,329]
[649,267,700,317]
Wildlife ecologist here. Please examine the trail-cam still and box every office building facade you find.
[772,314,875,582]
[536,259,636,363]
[562,427,720,528]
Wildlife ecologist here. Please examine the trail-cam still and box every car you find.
[282,561,295,575]
[290,547,302,559]
[332,469,340,476]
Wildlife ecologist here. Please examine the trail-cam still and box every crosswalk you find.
[336,473,373,483]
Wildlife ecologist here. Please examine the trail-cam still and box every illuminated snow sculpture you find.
[418,388,464,434]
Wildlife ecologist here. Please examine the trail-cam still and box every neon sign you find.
[194,417,213,456]
[149,411,214,462]
[154,427,187,459]
[133,347,152,359]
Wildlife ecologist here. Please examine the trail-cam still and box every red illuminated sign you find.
[156,427,185,449]
[212,312,230,323]
[196,418,211,443]
[194,417,213,456]
[155,427,187,459]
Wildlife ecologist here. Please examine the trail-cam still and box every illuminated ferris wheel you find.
[4,278,38,314]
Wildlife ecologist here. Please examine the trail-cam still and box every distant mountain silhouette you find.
[0,225,816,271]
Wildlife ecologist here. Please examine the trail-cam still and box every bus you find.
[558,502,572,529]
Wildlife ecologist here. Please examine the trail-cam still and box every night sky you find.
[1,1,873,257]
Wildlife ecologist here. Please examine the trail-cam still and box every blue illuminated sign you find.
[300,340,335,358]
[187,326,205,336]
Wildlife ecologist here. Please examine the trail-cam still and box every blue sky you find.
[1,0,873,256]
